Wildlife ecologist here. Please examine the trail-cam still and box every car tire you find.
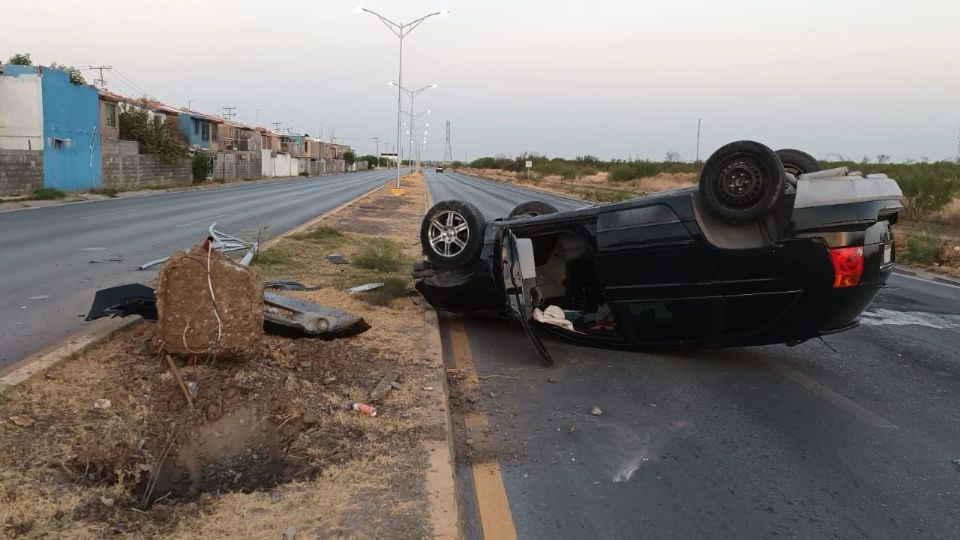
[699,140,786,225]
[775,148,821,179]
[508,200,559,219]
[420,200,486,269]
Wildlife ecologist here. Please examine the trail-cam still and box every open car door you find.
[498,228,553,364]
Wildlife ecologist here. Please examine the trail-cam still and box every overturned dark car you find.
[412,141,902,363]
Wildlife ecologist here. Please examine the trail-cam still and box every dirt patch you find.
[0,172,448,539]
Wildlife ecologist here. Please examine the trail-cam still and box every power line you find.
[110,68,150,98]
[82,65,112,88]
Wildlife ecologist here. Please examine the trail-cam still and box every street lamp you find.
[357,6,448,189]
[390,83,437,171]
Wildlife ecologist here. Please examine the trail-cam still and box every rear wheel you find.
[699,140,786,225]
[776,148,821,179]
[420,200,486,269]
[508,200,559,219]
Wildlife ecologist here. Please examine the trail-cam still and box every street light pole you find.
[356,6,447,189]
[391,83,436,173]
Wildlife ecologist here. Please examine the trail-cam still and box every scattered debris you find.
[186,381,200,399]
[88,258,122,264]
[952,459,960,471]
[85,283,157,321]
[345,282,384,294]
[547,377,557,383]
[154,239,263,357]
[92,398,112,410]
[321,376,337,385]
[350,402,377,417]
[423,386,435,391]
[369,371,401,402]
[590,406,603,416]
[8,415,34,428]
[139,223,257,270]
[283,526,298,540]
[100,496,115,508]
[87,284,370,340]
[263,292,370,339]
[28,295,49,300]
[327,253,349,265]
[264,280,321,291]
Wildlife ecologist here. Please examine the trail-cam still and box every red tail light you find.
[829,246,864,288]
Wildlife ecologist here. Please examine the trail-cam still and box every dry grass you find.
[0,173,446,538]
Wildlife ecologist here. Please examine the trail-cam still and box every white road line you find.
[892,271,960,290]
[175,213,230,228]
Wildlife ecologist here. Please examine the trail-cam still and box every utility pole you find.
[222,107,238,120]
[271,122,282,132]
[443,120,453,166]
[956,120,960,164]
[84,65,112,88]
[696,117,702,162]
[188,99,195,111]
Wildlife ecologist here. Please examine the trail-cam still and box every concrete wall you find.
[0,149,44,196]
[0,65,43,151]
[40,67,101,191]
[101,139,190,188]
[212,151,262,180]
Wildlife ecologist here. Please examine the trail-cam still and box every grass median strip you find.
[0,173,452,539]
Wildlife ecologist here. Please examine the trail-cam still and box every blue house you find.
[0,64,101,192]
[177,110,222,151]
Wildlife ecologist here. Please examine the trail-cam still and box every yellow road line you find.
[448,317,519,540]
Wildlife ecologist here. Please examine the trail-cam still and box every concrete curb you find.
[893,264,960,287]
[0,316,142,394]
[260,179,392,250]
[419,174,462,538]
[0,178,394,393]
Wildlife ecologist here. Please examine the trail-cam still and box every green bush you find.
[191,154,210,183]
[609,161,661,182]
[32,188,65,200]
[353,238,405,272]
[360,277,409,306]
[900,232,943,265]
[120,104,190,164]
[294,226,343,242]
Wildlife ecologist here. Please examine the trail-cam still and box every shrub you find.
[899,232,943,265]
[294,226,343,242]
[191,154,210,183]
[360,277,409,306]
[609,161,661,182]
[120,104,190,164]
[32,188,66,200]
[299,171,310,177]
[353,238,405,272]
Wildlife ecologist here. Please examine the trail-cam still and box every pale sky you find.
[3,0,959,162]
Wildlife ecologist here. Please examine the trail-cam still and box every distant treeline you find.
[461,154,960,219]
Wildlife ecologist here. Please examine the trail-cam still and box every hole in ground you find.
[136,405,317,505]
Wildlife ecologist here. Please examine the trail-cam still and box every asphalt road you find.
[423,170,960,539]
[0,170,397,369]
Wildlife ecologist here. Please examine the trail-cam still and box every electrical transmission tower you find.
[443,121,453,164]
